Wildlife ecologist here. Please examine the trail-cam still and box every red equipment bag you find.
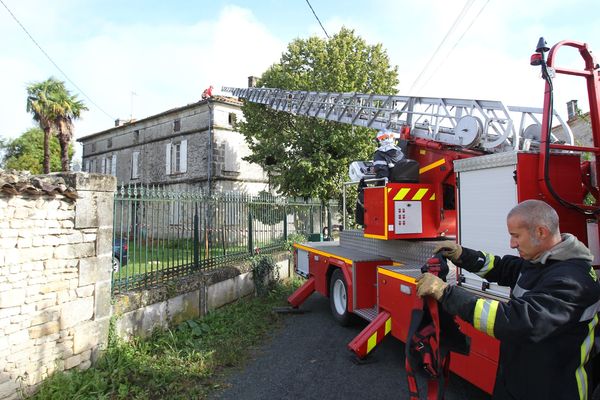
[405,254,470,400]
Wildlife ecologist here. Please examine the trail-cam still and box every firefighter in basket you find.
[416,199,600,400]
[373,129,404,179]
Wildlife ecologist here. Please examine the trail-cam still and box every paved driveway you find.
[212,293,491,400]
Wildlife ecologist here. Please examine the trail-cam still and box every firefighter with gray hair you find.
[417,199,600,399]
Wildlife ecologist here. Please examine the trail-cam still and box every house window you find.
[107,138,112,148]
[90,159,96,173]
[84,160,90,172]
[101,155,117,175]
[228,112,237,126]
[131,151,140,179]
[165,140,187,175]
[134,130,140,143]
[91,143,96,152]
[173,119,181,132]
[111,154,117,176]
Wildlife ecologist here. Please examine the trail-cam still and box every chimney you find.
[248,76,258,88]
[114,119,122,127]
[567,100,578,120]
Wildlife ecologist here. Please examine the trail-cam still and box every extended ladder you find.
[222,86,573,153]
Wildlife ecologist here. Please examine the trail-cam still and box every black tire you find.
[329,269,352,326]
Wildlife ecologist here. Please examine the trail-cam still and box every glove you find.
[416,273,448,301]
[433,240,462,262]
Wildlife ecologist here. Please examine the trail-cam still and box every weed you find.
[29,280,300,400]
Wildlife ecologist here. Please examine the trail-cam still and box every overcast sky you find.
[1,0,599,163]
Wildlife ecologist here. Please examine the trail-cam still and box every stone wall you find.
[112,252,291,339]
[0,170,290,399]
[0,172,115,400]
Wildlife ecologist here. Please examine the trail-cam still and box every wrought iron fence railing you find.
[112,184,337,294]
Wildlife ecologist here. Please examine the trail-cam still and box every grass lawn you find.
[114,241,285,281]
[28,279,301,400]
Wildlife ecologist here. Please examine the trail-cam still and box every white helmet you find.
[376,129,399,145]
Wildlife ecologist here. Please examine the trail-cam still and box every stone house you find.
[553,99,593,147]
[77,95,268,194]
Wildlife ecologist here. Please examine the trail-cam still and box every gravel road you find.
[211,293,491,400]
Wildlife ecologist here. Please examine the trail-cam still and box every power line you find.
[413,0,491,95]
[305,0,330,39]
[408,0,476,94]
[0,0,115,121]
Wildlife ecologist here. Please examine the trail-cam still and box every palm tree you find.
[26,78,61,174]
[53,89,87,171]
[26,77,87,173]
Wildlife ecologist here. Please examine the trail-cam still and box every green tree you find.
[26,77,87,173]
[0,127,72,173]
[238,27,399,201]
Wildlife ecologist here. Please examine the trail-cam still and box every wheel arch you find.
[326,262,353,306]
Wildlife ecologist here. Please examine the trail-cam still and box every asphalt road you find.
[211,293,491,400]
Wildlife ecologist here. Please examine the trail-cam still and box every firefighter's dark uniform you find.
[440,234,600,400]
[372,144,403,179]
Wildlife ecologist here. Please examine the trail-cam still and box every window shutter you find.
[132,152,139,179]
[84,160,89,172]
[111,154,117,176]
[180,140,187,173]
[101,158,106,174]
[166,143,171,175]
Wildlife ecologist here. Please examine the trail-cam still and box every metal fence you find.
[112,184,336,294]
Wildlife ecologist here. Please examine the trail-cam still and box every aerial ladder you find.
[222,86,574,153]
[223,38,600,396]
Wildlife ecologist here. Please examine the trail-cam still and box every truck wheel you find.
[112,257,120,272]
[330,269,352,326]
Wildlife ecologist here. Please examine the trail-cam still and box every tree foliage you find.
[26,77,86,173]
[238,28,399,201]
[0,127,72,173]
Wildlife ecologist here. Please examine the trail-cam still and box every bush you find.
[250,254,279,296]
[284,233,307,252]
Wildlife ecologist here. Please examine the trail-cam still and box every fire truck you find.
[224,38,600,396]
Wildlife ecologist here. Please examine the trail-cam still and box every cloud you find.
[1,0,598,163]
[0,3,285,163]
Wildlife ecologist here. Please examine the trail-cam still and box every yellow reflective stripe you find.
[429,193,436,200]
[486,301,499,337]
[367,332,378,353]
[419,158,445,174]
[474,299,484,331]
[576,314,598,399]
[385,318,392,335]
[475,252,496,277]
[412,188,428,200]
[393,188,410,200]
[473,299,499,338]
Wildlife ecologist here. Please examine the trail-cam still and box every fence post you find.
[327,204,332,235]
[194,202,199,270]
[283,205,288,241]
[248,211,254,254]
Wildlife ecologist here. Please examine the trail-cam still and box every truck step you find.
[354,306,378,321]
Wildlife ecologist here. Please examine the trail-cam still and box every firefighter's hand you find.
[433,240,462,262]
[416,273,448,301]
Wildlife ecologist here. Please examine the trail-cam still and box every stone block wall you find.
[0,173,115,400]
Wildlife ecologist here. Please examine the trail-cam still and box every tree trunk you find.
[43,127,51,174]
[59,134,70,172]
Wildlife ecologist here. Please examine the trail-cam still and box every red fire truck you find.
[225,38,600,396]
